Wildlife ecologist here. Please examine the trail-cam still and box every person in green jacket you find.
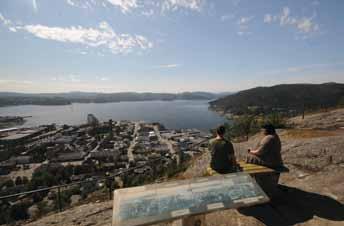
[209,125,237,174]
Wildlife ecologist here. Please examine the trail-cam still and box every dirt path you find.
[127,122,139,163]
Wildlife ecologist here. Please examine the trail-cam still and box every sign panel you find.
[113,172,269,226]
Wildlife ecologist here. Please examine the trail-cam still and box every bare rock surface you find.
[180,128,344,226]
[288,108,344,129]
[23,201,113,226]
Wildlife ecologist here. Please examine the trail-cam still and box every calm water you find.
[0,100,226,131]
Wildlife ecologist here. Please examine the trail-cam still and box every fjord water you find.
[0,100,225,131]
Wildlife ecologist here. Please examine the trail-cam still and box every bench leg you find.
[254,173,280,198]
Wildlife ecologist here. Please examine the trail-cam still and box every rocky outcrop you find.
[24,201,113,226]
[288,108,344,130]
[180,128,344,226]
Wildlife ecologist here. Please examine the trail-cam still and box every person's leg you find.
[246,154,281,197]
[246,154,264,165]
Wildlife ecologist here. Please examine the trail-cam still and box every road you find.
[153,125,180,166]
[127,122,140,163]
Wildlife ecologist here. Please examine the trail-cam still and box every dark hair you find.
[262,123,276,135]
[216,125,226,136]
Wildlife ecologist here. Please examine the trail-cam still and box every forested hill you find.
[0,91,223,107]
[209,83,344,115]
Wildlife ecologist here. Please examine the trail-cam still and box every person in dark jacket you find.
[209,125,237,174]
[247,124,284,196]
[246,124,283,169]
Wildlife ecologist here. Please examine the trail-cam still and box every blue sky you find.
[0,0,343,93]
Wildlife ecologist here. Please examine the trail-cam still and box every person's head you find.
[216,125,226,138]
[261,123,276,135]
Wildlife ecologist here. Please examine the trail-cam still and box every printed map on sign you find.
[113,172,269,226]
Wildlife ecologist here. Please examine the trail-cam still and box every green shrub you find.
[225,115,260,141]
[263,112,287,129]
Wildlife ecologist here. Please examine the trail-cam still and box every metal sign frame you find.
[113,172,269,226]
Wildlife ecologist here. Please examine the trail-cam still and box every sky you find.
[0,0,344,93]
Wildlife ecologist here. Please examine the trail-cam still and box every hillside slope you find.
[0,92,219,107]
[288,108,344,129]
[19,110,344,226]
[210,83,344,115]
[23,201,113,226]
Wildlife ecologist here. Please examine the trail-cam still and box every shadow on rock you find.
[238,185,344,226]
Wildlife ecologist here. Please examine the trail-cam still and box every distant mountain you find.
[209,83,344,115]
[0,91,222,107]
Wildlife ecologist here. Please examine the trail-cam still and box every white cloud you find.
[0,13,18,32]
[237,16,253,35]
[32,0,38,12]
[237,16,253,25]
[0,15,153,54]
[142,9,154,16]
[264,7,319,35]
[296,17,319,33]
[279,7,291,25]
[66,0,76,6]
[0,14,10,26]
[65,0,205,14]
[153,64,181,69]
[52,74,82,83]
[106,0,138,13]
[66,0,100,9]
[162,0,204,12]
[264,14,273,23]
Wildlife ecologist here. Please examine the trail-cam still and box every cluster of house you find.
[0,118,211,183]
[0,118,216,224]
[161,129,211,161]
[0,120,133,176]
[130,123,173,175]
[0,126,58,174]
[90,120,135,171]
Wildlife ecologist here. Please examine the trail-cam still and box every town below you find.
[0,114,211,224]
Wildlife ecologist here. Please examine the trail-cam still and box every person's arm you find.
[250,136,272,156]
[208,140,213,153]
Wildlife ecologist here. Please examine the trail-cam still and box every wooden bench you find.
[206,161,289,177]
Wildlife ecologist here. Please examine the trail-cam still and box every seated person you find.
[209,125,237,174]
[247,123,283,169]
